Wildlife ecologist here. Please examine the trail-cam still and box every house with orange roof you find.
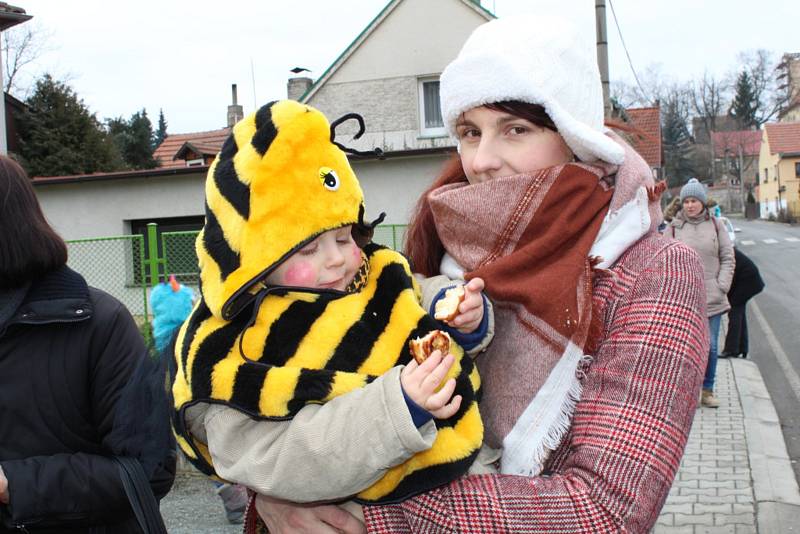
[757,122,800,218]
[624,106,662,179]
[707,129,761,213]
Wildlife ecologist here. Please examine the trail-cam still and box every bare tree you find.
[611,64,669,108]
[2,22,52,97]
[736,49,791,126]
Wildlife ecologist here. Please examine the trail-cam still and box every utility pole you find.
[596,0,611,117]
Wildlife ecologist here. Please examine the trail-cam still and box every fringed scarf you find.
[430,133,662,476]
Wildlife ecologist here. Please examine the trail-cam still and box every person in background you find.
[669,178,735,408]
[0,155,175,533]
[720,248,764,359]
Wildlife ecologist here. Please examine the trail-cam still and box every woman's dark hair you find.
[0,156,67,288]
[403,100,642,276]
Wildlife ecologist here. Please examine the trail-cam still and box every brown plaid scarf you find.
[430,163,614,475]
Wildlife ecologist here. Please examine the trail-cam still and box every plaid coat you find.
[364,234,708,533]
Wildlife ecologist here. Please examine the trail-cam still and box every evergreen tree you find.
[662,93,695,188]
[729,70,759,129]
[154,109,168,148]
[16,74,124,177]
[105,109,158,170]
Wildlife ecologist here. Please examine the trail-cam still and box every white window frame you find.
[186,158,205,167]
[418,77,446,138]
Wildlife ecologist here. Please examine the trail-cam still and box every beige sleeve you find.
[195,365,437,502]
[716,220,736,293]
[414,273,495,356]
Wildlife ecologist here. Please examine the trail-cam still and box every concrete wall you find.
[34,172,207,240]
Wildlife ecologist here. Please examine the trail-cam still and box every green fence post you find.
[145,223,161,286]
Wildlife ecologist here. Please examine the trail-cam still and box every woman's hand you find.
[0,465,9,504]
[255,494,366,534]
[449,277,485,333]
[401,350,462,419]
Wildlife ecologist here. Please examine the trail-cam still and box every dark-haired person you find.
[720,248,764,359]
[0,156,175,532]
[257,10,708,534]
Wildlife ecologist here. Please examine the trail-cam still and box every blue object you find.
[150,278,194,353]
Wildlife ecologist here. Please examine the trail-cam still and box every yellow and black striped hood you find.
[198,100,367,320]
[172,244,483,504]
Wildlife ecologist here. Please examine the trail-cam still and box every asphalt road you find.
[726,216,800,484]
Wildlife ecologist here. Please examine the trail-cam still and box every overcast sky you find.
[9,0,798,134]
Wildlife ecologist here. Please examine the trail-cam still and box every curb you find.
[732,358,800,532]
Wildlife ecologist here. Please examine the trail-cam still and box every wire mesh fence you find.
[64,224,408,326]
[66,235,149,320]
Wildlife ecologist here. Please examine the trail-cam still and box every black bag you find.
[114,457,168,534]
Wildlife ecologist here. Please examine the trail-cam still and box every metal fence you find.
[65,223,408,326]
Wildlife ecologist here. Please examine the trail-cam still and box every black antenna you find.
[329,113,384,159]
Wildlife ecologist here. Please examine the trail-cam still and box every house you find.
[707,129,761,213]
[756,122,800,218]
[294,0,494,225]
[624,105,662,179]
[0,1,31,154]
[777,52,800,123]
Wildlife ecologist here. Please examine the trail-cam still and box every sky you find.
[8,0,798,134]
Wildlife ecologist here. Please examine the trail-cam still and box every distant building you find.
[777,52,800,123]
[707,129,761,213]
[756,122,800,218]
[624,105,662,180]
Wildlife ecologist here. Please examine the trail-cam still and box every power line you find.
[607,0,650,103]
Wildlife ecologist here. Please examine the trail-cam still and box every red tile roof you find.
[765,122,800,155]
[625,106,662,168]
[153,127,229,169]
[711,130,761,158]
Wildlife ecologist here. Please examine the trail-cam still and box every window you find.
[418,77,446,137]
[186,158,205,167]
[764,168,769,182]
[795,162,800,177]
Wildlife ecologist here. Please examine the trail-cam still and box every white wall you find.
[34,172,207,240]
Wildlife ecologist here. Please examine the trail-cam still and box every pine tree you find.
[154,109,168,148]
[16,74,124,177]
[729,71,759,129]
[105,109,158,170]
[662,94,695,188]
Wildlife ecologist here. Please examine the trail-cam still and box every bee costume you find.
[171,100,483,504]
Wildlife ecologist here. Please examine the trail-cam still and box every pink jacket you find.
[364,233,708,533]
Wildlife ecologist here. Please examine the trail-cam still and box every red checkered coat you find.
[364,234,708,533]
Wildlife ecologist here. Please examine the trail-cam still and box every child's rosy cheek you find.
[282,262,316,286]
[351,246,361,262]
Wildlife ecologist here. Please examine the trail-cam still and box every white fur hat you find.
[440,10,625,165]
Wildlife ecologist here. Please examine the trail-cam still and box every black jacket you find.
[728,248,765,306]
[0,267,175,533]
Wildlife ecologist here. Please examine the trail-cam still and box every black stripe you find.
[230,362,269,414]
[286,368,336,415]
[218,135,238,160]
[251,102,278,156]
[202,204,240,279]
[356,448,479,505]
[213,157,250,220]
[260,297,332,366]
[190,309,252,400]
[327,263,412,372]
[179,300,212,375]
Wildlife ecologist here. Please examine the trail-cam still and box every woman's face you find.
[455,106,574,184]
[682,197,704,218]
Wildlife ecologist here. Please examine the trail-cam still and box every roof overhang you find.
[32,165,206,186]
[0,3,31,31]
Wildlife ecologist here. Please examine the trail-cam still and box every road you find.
[727,216,800,484]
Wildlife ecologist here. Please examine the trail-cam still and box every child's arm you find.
[192,362,454,503]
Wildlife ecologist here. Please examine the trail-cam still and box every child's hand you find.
[449,277,485,334]
[400,351,462,420]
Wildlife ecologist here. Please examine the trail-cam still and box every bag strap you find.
[114,456,168,534]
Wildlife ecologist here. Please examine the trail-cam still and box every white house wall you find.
[34,172,206,240]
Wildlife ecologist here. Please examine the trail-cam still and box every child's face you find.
[265,226,362,291]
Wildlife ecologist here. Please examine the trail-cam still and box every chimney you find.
[227,84,244,127]
[287,77,313,101]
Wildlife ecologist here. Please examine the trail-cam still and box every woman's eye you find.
[457,128,479,139]
[509,126,528,135]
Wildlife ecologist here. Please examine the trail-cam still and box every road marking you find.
[786,237,800,242]
[763,239,779,244]
[751,300,800,404]
[740,240,756,246]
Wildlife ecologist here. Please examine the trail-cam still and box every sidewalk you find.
[654,358,800,533]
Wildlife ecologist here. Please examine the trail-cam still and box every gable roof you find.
[711,130,761,158]
[300,0,494,103]
[765,122,800,155]
[625,106,662,168]
[153,127,229,168]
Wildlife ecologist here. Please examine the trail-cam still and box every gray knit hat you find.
[680,178,707,204]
